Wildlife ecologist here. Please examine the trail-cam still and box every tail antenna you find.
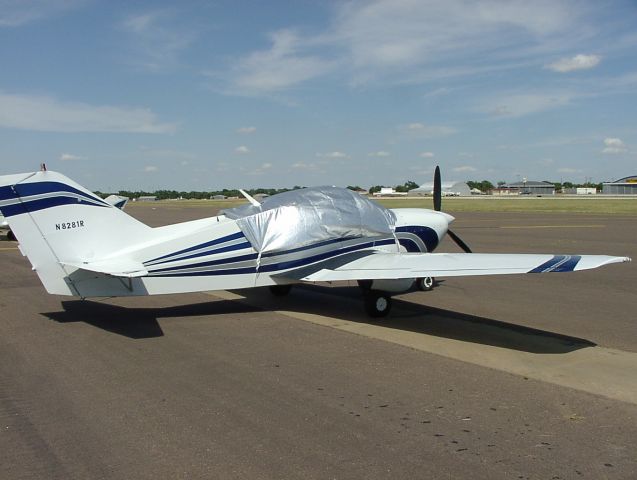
[40,163,47,172]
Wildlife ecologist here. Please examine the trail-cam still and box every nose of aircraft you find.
[438,211,455,225]
[429,211,454,243]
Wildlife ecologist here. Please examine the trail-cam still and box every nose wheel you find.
[416,276,434,291]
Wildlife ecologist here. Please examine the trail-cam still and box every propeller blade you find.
[433,165,441,211]
[447,229,472,253]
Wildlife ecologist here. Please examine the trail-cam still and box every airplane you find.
[0,166,630,317]
[1,192,128,242]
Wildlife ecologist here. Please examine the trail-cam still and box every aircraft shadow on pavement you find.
[240,284,596,355]
[41,285,596,353]
[42,299,263,339]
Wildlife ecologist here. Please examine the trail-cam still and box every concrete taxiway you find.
[0,206,635,479]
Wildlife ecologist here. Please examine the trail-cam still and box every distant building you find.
[602,176,637,195]
[211,194,227,200]
[373,187,407,197]
[136,195,157,202]
[576,188,597,195]
[409,181,471,197]
[495,181,555,196]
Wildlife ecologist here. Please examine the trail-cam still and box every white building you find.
[408,181,471,197]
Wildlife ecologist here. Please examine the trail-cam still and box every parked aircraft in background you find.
[0,166,630,317]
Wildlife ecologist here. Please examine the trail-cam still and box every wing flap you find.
[287,252,630,282]
[61,258,148,278]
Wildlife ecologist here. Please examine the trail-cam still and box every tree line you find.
[94,179,606,200]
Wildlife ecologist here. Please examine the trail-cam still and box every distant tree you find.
[394,180,419,192]
[347,185,364,191]
[369,185,383,194]
[497,181,506,188]
[467,180,494,192]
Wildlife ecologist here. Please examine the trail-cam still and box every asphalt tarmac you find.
[1,205,635,479]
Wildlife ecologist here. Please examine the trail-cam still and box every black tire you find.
[357,279,373,291]
[364,291,392,318]
[416,277,434,291]
[6,229,16,241]
[269,284,292,296]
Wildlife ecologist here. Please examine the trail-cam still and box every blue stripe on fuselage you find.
[147,238,397,277]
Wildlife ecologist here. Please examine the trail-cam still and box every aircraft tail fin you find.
[0,170,151,295]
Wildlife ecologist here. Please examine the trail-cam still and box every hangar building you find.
[602,176,637,195]
[498,181,555,195]
[409,181,471,197]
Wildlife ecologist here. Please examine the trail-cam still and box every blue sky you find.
[1,0,636,190]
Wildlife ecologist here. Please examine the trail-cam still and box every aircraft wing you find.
[282,252,630,282]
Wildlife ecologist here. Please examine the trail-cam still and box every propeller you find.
[432,165,472,253]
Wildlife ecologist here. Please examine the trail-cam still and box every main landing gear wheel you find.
[6,229,15,241]
[416,276,434,291]
[269,284,292,296]
[364,291,392,318]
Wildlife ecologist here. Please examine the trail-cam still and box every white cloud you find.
[368,151,390,157]
[453,166,477,172]
[138,147,196,160]
[144,165,158,172]
[237,126,257,134]
[545,54,601,73]
[419,152,435,158]
[317,151,349,159]
[217,0,623,96]
[0,0,86,27]
[219,1,613,94]
[0,92,176,133]
[121,10,196,71]
[291,162,318,170]
[602,137,627,154]
[400,122,457,137]
[59,153,84,161]
[228,30,336,94]
[235,146,250,154]
[483,92,574,118]
[249,162,273,175]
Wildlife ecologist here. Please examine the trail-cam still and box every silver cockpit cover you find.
[223,187,396,253]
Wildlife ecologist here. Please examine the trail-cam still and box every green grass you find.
[376,197,637,215]
[130,196,637,215]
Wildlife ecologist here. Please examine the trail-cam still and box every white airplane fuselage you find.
[62,208,451,298]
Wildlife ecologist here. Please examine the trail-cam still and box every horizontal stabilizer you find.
[61,258,148,278]
[284,252,631,282]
